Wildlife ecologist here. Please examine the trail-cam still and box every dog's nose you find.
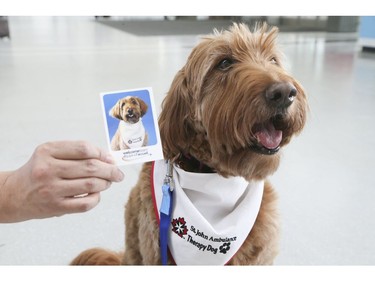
[127,108,134,115]
[265,82,297,108]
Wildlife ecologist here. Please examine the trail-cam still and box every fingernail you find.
[116,169,125,182]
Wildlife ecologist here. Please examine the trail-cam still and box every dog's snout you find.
[265,82,297,108]
[127,108,134,115]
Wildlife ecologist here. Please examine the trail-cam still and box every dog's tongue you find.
[255,121,282,150]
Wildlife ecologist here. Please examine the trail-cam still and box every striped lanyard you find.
[159,160,174,265]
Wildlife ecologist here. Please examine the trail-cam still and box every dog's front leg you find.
[124,163,162,265]
[123,186,144,264]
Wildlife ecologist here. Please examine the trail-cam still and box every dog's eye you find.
[270,57,278,64]
[217,58,234,70]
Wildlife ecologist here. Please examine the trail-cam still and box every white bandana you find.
[119,119,146,149]
[152,160,264,265]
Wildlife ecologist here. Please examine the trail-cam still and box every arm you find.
[0,140,124,223]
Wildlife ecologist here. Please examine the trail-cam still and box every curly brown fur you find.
[71,22,307,265]
[70,248,122,265]
[159,23,306,180]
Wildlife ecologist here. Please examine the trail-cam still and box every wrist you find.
[0,170,22,223]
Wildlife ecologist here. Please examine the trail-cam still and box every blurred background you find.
[0,14,375,266]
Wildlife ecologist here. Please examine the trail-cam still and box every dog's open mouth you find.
[125,113,139,123]
[250,115,288,155]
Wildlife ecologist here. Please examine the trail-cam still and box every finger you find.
[60,193,101,214]
[55,178,112,198]
[56,158,124,182]
[41,140,114,163]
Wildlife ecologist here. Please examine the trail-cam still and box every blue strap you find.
[160,183,173,265]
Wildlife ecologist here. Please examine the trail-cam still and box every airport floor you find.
[1,16,375,265]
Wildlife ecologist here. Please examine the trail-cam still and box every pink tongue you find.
[255,121,282,150]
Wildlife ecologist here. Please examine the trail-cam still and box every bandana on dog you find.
[119,119,145,149]
[152,160,264,265]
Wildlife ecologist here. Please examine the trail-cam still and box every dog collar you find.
[152,160,264,265]
[176,154,216,173]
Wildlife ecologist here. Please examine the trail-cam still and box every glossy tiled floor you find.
[1,17,375,265]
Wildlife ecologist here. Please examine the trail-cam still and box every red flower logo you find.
[171,217,188,238]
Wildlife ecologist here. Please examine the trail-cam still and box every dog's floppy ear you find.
[159,40,214,160]
[136,97,148,117]
[159,68,194,160]
[109,100,123,120]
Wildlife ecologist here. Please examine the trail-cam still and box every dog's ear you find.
[109,100,123,120]
[159,68,194,160]
[159,40,215,160]
[136,97,148,117]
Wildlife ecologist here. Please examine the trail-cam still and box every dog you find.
[71,23,307,265]
[110,96,148,150]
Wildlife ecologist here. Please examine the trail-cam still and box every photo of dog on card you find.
[109,96,149,150]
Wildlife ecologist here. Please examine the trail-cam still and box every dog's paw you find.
[70,247,122,265]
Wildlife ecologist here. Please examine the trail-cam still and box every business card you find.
[100,87,164,165]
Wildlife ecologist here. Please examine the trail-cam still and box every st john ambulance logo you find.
[171,217,188,238]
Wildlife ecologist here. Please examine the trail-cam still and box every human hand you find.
[0,141,124,223]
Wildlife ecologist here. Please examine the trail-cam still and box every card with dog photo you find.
[100,87,163,165]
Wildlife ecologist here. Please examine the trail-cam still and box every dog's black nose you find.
[265,82,297,108]
[127,108,134,115]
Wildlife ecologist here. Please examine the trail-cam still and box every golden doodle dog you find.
[71,23,307,265]
[110,96,148,151]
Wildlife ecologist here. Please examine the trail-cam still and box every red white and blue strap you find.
[159,161,174,265]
